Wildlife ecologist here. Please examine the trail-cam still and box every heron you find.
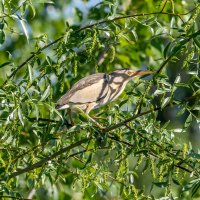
[56,69,153,128]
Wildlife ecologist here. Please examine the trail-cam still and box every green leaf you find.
[192,181,200,197]
[161,97,170,108]
[174,75,181,84]
[0,30,5,44]
[194,38,200,48]
[18,107,24,126]
[34,104,39,120]
[164,42,171,59]
[11,15,29,42]
[154,89,166,96]
[28,64,33,82]
[81,153,92,169]
[182,178,200,194]
[0,20,4,30]
[40,85,50,101]
[19,18,29,42]
[119,99,128,107]
[154,181,169,188]
[0,61,11,68]
[172,178,181,186]
[79,113,88,122]
[131,29,138,42]
[28,2,36,19]
[45,103,63,120]
[184,114,192,128]
[67,124,85,134]
[189,151,200,159]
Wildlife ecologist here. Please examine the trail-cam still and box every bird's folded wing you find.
[59,73,110,104]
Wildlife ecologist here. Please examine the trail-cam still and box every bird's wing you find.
[57,73,109,105]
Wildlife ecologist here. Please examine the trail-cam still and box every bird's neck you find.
[108,77,130,101]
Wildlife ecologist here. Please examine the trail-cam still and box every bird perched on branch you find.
[56,69,152,127]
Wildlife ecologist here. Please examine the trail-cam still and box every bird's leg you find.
[85,103,106,129]
[67,108,74,126]
[75,106,105,129]
[85,113,105,129]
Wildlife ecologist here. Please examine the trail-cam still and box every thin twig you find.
[103,106,161,132]
[160,0,169,13]
[0,196,31,200]
[103,84,200,133]
[27,116,59,123]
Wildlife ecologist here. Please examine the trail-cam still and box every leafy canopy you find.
[0,0,200,199]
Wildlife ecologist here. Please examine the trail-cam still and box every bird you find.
[56,69,153,127]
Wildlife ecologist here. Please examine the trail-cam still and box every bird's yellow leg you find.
[75,106,105,129]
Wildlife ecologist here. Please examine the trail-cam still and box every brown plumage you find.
[56,69,152,114]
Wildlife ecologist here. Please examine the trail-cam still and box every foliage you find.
[0,0,200,199]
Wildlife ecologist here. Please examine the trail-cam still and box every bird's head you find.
[110,69,153,80]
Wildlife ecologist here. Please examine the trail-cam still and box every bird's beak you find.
[128,70,153,77]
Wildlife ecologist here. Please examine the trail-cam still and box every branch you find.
[0,196,30,200]
[160,0,168,13]
[103,106,161,132]
[6,90,199,179]
[6,138,89,179]
[2,8,198,87]
[103,87,200,133]
[27,116,60,123]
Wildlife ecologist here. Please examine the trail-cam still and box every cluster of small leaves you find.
[0,0,199,199]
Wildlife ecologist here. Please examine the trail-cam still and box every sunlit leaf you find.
[11,15,29,42]
[28,64,33,82]
[161,97,170,108]
[40,85,50,101]
[45,103,63,120]
[18,107,24,126]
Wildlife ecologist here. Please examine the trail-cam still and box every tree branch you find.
[6,138,89,179]
[103,88,200,133]
[103,106,161,132]
[160,0,169,13]
[0,196,30,200]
